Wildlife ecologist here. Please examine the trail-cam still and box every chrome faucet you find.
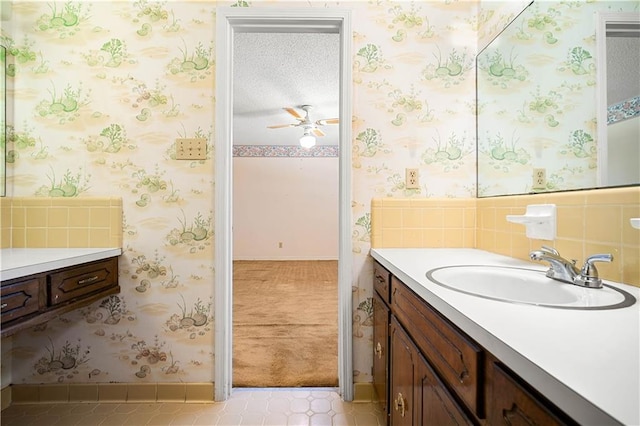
[530,246,580,284]
[575,254,614,288]
[529,246,613,288]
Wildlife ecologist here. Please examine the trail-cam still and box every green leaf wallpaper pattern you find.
[2,0,525,386]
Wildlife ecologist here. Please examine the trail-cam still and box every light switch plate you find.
[176,138,207,160]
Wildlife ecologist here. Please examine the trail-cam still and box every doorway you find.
[215,8,353,401]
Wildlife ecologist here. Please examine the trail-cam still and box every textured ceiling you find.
[232,32,340,146]
[606,31,640,105]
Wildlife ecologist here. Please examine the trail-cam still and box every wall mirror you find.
[1,44,5,197]
[477,1,640,197]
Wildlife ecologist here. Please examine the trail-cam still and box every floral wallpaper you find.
[477,0,639,197]
[1,0,509,388]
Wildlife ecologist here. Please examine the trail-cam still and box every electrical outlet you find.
[406,168,419,189]
[533,168,546,189]
[176,138,207,160]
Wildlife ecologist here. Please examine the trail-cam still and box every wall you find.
[0,197,122,248]
[2,0,635,395]
[371,186,640,288]
[3,0,217,386]
[1,0,482,389]
[371,198,476,248]
[476,186,640,287]
[233,156,339,260]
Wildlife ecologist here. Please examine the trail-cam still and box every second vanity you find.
[371,248,640,426]
[1,248,122,338]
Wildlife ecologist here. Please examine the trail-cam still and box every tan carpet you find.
[233,260,339,387]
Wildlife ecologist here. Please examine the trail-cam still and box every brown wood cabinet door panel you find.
[417,353,475,426]
[373,292,390,417]
[391,276,483,418]
[374,261,391,304]
[489,363,576,426]
[390,317,415,426]
[1,277,45,323]
[49,258,118,305]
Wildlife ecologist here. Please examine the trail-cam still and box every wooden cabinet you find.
[416,351,474,426]
[390,317,416,426]
[1,257,120,337]
[391,275,483,418]
[373,292,390,415]
[374,261,391,304]
[372,259,576,426]
[49,258,118,305]
[1,276,46,324]
[373,261,392,423]
[488,362,577,426]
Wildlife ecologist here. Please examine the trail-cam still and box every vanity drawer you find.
[489,362,576,426]
[49,258,118,305]
[391,276,483,418]
[373,261,391,304]
[1,276,45,324]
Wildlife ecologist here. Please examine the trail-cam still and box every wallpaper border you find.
[608,96,640,124]
[233,145,339,158]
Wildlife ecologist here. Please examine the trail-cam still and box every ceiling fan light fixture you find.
[299,132,316,149]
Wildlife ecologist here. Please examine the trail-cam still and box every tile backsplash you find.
[0,197,122,249]
[371,198,476,249]
[371,186,640,287]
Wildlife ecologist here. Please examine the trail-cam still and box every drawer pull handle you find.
[78,275,100,285]
[375,274,385,284]
[1,303,7,309]
[375,342,383,359]
[394,392,406,417]
[503,403,534,425]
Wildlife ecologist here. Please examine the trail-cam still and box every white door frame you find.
[215,7,353,401]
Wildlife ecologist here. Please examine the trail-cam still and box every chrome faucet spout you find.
[529,248,579,284]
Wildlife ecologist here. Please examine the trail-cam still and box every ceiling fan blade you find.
[284,107,303,120]
[312,128,326,137]
[267,124,295,129]
[316,118,339,126]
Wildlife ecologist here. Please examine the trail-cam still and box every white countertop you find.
[0,248,122,281]
[370,248,640,426]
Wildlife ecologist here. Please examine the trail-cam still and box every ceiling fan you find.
[267,105,339,148]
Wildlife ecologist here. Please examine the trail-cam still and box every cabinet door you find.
[390,317,415,426]
[373,292,390,418]
[392,276,483,417]
[417,352,474,426]
[489,363,576,426]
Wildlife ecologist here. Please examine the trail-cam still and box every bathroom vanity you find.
[371,248,640,426]
[0,248,121,338]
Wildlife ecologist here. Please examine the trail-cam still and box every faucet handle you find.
[541,245,559,256]
[575,254,613,288]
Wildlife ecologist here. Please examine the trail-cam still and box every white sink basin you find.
[426,265,636,309]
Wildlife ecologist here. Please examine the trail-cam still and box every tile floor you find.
[0,388,386,426]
